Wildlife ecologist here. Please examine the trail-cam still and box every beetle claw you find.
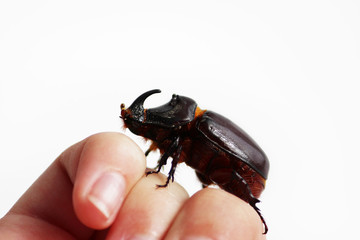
[156,183,169,188]
[145,169,160,176]
[249,198,268,234]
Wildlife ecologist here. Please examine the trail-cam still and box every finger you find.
[66,132,146,229]
[5,137,96,239]
[165,188,266,240]
[106,171,189,239]
[7,132,146,239]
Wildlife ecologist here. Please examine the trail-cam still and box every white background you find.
[1,1,359,239]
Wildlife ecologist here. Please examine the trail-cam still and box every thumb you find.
[61,132,146,229]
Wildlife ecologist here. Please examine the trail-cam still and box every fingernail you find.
[88,171,125,219]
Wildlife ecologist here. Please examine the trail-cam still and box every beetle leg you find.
[227,171,268,234]
[145,148,151,157]
[145,142,158,157]
[170,145,183,183]
[231,171,268,234]
[209,169,268,234]
[146,152,170,176]
[146,137,180,177]
[195,171,211,188]
[196,154,217,188]
[157,144,183,188]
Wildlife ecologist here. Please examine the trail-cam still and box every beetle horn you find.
[129,89,161,109]
[128,89,161,120]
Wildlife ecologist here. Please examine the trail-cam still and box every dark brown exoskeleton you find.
[120,89,270,233]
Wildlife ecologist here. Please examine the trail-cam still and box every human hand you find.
[0,132,265,239]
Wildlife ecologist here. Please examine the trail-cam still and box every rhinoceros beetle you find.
[120,89,270,233]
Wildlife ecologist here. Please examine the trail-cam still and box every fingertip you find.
[106,172,189,239]
[165,188,265,239]
[75,170,127,229]
[67,132,146,229]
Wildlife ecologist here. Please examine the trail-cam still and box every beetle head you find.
[121,89,198,138]
[121,89,161,133]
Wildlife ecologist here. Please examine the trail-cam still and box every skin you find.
[0,132,266,240]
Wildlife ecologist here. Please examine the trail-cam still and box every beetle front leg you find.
[145,142,158,157]
[156,144,182,188]
[146,137,180,177]
[145,148,151,157]
[145,151,169,176]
